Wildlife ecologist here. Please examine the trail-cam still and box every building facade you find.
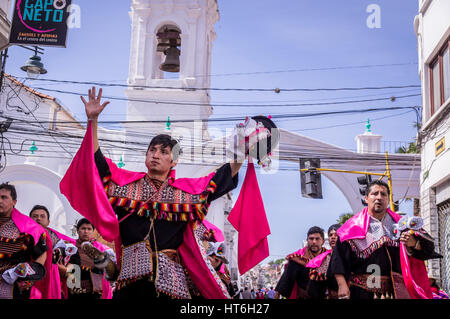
[0,0,12,51]
[414,0,450,291]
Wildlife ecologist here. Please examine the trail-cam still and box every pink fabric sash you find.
[104,158,216,195]
[49,228,76,244]
[60,122,120,243]
[228,161,270,275]
[47,264,61,299]
[178,224,228,299]
[11,208,45,245]
[337,208,432,299]
[287,247,307,259]
[11,209,54,299]
[400,243,433,299]
[306,250,332,268]
[46,228,75,299]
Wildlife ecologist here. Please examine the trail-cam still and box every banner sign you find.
[9,0,72,47]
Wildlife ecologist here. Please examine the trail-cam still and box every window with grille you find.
[438,199,450,293]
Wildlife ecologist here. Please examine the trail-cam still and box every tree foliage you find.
[337,213,354,225]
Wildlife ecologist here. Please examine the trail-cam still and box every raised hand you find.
[81,86,110,121]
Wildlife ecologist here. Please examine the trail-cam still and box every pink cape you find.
[287,246,307,259]
[228,161,270,275]
[337,207,433,299]
[60,122,120,244]
[60,122,228,298]
[36,228,75,299]
[306,250,332,269]
[10,209,53,299]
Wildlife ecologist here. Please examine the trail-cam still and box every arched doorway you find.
[0,164,81,236]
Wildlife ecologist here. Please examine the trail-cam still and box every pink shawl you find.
[49,228,75,244]
[60,122,119,244]
[337,207,433,299]
[46,228,75,299]
[306,250,332,269]
[60,122,228,298]
[11,209,54,299]
[287,246,307,259]
[179,225,229,299]
[228,161,270,275]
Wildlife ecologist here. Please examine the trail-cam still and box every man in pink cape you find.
[274,226,327,299]
[61,218,114,299]
[29,204,78,299]
[329,180,440,299]
[305,224,340,299]
[29,206,112,299]
[60,87,269,299]
[0,183,53,299]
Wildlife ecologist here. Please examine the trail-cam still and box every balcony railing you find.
[381,140,415,154]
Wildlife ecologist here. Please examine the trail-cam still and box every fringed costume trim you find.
[349,235,399,259]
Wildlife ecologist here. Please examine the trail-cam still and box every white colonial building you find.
[414,0,450,291]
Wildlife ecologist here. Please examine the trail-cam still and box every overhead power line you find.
[193,62,419,78]
[26,85,422,108]
[2,105,419,125]
[11,75,421,93]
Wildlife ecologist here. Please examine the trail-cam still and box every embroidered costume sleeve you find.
[0,220,47,299]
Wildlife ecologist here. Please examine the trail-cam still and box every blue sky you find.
[5,0,420,262]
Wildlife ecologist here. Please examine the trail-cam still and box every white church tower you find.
[125,0,219,136]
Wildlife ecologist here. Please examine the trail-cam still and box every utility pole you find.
[0,48,8,92]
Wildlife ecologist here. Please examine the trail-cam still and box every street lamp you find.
[0,45,46,91]
[20,46,47,79]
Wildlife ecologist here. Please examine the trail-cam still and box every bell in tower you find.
[157,26,181,73]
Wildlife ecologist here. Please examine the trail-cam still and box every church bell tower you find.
[125,0,220,136]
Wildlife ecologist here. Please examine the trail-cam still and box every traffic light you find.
[300,158,322,199]
[357,174,372,206]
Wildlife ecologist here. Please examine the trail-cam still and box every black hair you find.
[0,182,17,201]
[147,134,182,161]
[76,218,95,230]
[29,205,50,220]
[365,180,390,196]
[327,224,340,235]
[307,226,325,239]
